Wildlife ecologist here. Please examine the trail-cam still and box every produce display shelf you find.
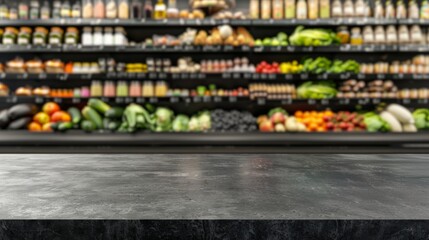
[2,73,429,82]
[1,96,427,106]
[0,131,428,147]
[1,45,427,53]
[0,18,400,27]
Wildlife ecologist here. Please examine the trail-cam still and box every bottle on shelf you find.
[307,0,318,19]
[18,0,29,19]
[319,0,330,18]
[40,0,50,19]
[82,27,93,45]
[166,0,179,18]
[385,0,395,18]
[114,27,127,45]
[93,0,105,18]
[354,0,365,18]
[105,0,117,18]
[61,0,71,18]
[131,0,142,19]
[284,0,295,19]
[82,0,93,18]
[343,0,354,18]
[408,0,419,19]
[72,1,81,18]
[331,0,342,18]
[153,0,166,19]
[9,2,18,19]
[52,0,61,18]
[272,0,283,19]
[0,0,9,19]
[104,27,114,45]
[29,0,39,19]
[261,0,271,19]
[118,0,129,18]
[93,27,103,45]
[396,0,406,19]
[421,0,429,19]
[296,0,307,19]
[249,0,259,19]
[374,0,384,18]
[144,0,153,19]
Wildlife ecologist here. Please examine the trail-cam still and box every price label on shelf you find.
[270,46,282,52]
[170,97,179,103]
[0,73,5,79]
[268,74,276,80]
[17,73,28,79]
[321,99,329,105]
[203,96,211,102]
[184,97,191,103]
[257,98,266,105]
[193,96,202,103]
[159,73,167,79]
[224,45,234,51]
[339,99,350,105]
[241,46,251,52]
[357,74,366,80]
[243,73,252,79]
[214,96,222,103]
[372,98,381,104]
[340,73,350,80]
[53,98,62,103]
[35,97,44,104]
[287,46,296,52]
[300,73,309,80]
[171,73,180,79]
[284,74,293,80]
[317,73,328,80]
[307,99,316,105]
[115,98,124,104]
[233,73,241,79]
[149,73,157,79]
[222,73,232,79]
[253,46,264,52]
[376,74,386,79]
[281,99,292,105]
[38,73,47,79]
[358,99,369,105]
[136,98,145,104]
[260,74,268,80]
[229,96,237,103]
[402,99,411,104]
[137,73,146,79]
[181,73,189,79]
[125,98,133,103]
[149,97,158,103]
[72,98,81,104]
[418,99,429,104]
[252,73,260,79]
[302,47,314,52]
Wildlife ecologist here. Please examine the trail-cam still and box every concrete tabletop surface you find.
[0,154,428,219]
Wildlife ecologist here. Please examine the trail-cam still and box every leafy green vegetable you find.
[413,109,429,129]
[363,112,391,132]
[118,103,154,132]
[172,114,190,132]
[268,108,288,117]
[297,81,337,99]
[289,26,340,47]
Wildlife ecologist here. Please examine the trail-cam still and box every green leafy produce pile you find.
[297,81,337,99]
[363,112,391,132]
[289,26,340,47]
[302,57,360,74]
[413,109,429,129]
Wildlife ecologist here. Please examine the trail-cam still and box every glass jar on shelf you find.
[18,0,29,19]
[82,27,93,45]
[60,0,71,18]
[72,1,81,18]
[0,0,9,19]
[49,27,64,45]
[18,27,32,45]
[29,0,39,19]
[350,27,363,45]
[93,27,103,45]
[131,0,142,19]
[52,0,61,18]
[3,27,18,45]
[103,27,114,45]
[40,0,50,19]
[33,27,48,45]
[93,0,105,18]
[9,2,18,20]
[65,27,79,45]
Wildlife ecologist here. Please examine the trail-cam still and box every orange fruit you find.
[28,122,42,132]
[308,122,319,131]
[51,111,71,123]
[42,123,53,132]
[316,127,326,132]
[42,102,61,116]
[33,112,50,125]
[295,111,303,118]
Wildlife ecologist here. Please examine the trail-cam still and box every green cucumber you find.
[107,121,121,131]
[50,122,61,131]
[81,120,96,132]
[58,122,74,132]
[88,98,111,114]
[67,107,82,125]
[105,107,124,119]
[82,106,103,129]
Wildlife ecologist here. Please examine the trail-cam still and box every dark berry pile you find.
[210,109,257,132]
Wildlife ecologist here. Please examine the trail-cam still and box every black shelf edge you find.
[1,96,428,106]
[0,131,429,147]
[0,73,428,82]
[0,44,426,53]
[0,18,401,27]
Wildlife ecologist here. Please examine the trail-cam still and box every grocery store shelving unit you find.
[1,0,429,152]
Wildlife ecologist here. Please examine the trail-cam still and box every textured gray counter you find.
[0,154,428,219]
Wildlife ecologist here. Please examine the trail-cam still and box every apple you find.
[270,112,286,124]
[257,115,268,125]
[33,112,50,125]
[259,120,274,132]
[275,123,286,132]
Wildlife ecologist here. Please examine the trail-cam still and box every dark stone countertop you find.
[0,154,428,219]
